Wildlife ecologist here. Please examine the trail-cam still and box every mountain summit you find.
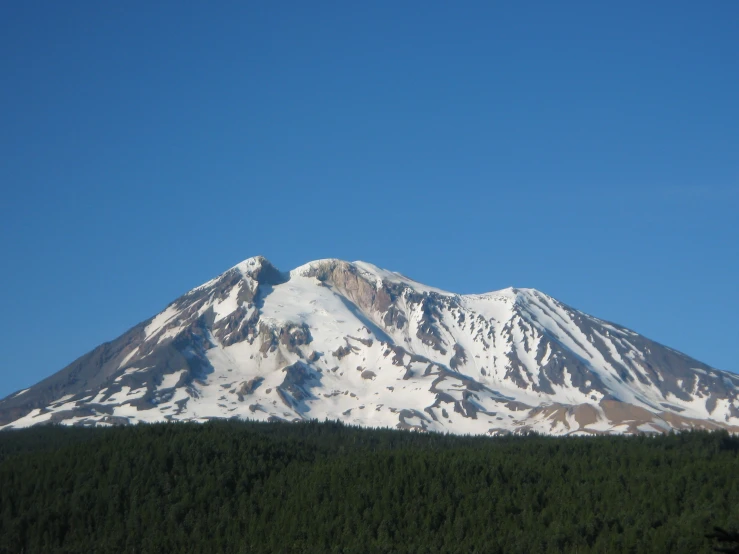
[2,257,737,435]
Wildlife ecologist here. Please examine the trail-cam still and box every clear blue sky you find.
[1,1,737,398]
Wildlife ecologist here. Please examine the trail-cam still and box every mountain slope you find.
[2,256,737,435]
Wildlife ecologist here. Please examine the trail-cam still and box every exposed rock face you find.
[1,256,738,436]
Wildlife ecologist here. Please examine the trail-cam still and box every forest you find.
[1,420,738,553]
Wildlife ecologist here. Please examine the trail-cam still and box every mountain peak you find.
[231,254,273,272]
[1,256,737,435]
[228,255,285,286]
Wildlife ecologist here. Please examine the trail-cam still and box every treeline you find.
[1,420,738,553]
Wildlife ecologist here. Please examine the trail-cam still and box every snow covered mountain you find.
[2,256,738,435]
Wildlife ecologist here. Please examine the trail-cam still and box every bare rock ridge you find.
[2,256,738,435]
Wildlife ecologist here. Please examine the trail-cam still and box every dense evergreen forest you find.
[1,421,738,553]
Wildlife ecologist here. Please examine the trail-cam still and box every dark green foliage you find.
[1,421,738,553]
[708,527,739,553]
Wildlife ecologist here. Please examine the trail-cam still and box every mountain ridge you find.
[2,256,737,435]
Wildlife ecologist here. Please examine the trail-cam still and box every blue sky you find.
[1,1,737,398]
